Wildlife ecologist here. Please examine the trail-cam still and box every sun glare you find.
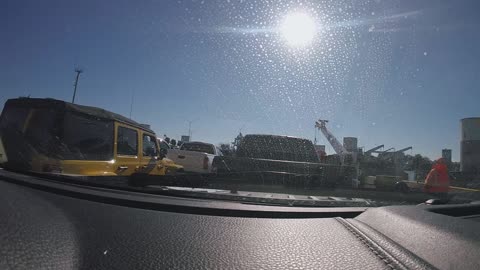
[280,12,316,47]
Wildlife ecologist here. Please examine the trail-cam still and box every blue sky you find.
[2,0,479,161]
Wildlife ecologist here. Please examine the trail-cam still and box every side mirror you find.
[159,148,168,159]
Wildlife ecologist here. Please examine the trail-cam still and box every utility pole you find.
[72,68,83,104]
[188,120,193,139]
[187,119,198,140]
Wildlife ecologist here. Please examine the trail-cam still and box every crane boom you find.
[395,146,412,153]
[373,147,394,154]
[364,144,384,155]
[315,120,348,155]
[379,146,412,160]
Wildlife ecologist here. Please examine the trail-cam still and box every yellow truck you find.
[0,98,182,176]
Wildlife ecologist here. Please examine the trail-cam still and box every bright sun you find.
[280,12,316,47]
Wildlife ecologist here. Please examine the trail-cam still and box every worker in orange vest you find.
[424,158,450,201]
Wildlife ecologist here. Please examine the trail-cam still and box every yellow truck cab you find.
[0,98,182,176]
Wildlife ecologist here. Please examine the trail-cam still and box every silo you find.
[343,137,358,152]
[460,118,480,172]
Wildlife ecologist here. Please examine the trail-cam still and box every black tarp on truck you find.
[212,134,356,188]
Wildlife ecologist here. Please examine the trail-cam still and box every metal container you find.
[314,145,326,162]
[314,145,326,152]
[343,137,358,152]
[460,118,480,172]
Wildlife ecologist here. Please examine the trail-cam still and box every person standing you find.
[424,158,450,201]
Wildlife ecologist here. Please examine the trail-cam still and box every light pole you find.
[72,68,83,104]
[187,119,198,140]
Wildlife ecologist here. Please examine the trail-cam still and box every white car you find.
[166,141,222,173]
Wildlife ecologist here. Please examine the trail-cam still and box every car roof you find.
[4,98,154,133]
[183,141,214,146]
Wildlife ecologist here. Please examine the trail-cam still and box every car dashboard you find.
[0,169,479,269]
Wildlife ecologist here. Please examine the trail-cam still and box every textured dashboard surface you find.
[0,181,389,270]
[357,205,480,270]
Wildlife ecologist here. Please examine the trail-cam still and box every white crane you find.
[315,120,348,155]
[315,119,359,187]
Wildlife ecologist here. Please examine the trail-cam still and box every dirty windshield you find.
[1,0,480,207]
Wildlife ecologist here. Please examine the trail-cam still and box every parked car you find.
[166,141,223,173]
[0,98,183,176]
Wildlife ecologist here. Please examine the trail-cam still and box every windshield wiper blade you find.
[1,169,378,207]
[144,186,375,207]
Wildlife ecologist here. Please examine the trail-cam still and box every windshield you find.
[0,103,114,162]
[2,0,480,206]
[63,112,114,160]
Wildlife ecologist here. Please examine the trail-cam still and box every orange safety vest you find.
[424,163,450,193]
